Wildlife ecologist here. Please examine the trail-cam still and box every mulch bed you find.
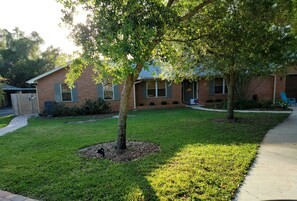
[79,141,161,163]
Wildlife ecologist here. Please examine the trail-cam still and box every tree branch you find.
[167,0,175,7]
[164,37,201,43]
[180,0,213,21]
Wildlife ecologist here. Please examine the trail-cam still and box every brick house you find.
[27,64,297,112]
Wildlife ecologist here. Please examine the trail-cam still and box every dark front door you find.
[286,75,297,99]
[182,80,197,104]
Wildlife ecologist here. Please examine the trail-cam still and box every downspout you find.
[273,74,277,104]
[133,80,142,111]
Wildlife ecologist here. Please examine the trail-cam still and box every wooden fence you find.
[11,93,39,115]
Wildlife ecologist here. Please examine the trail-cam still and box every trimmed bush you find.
[43,98,111,117]
[214,98,223,102]
[149,102,155,106]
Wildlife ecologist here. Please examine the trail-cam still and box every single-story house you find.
[26,64,297,112]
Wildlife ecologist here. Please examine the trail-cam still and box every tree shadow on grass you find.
[0,109,289,200]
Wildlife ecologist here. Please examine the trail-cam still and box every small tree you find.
[57,0,214,151]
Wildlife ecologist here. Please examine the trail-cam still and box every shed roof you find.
[3,84,36,91]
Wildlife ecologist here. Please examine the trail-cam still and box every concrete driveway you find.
[234,106,297,200]
[0,107,13,116]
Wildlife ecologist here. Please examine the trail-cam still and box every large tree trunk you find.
[116,65,142,151]
[226,73,235,119]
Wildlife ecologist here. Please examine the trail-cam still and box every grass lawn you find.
[0,115,14,128]
[0,108,288,200]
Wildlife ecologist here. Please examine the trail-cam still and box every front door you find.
[286,75,297,99]
[182,80,197,104]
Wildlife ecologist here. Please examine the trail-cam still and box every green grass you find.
[0,108,288,200]
[0,115,14,128]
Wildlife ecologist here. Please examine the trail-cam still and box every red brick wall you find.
[135,81,183,109]
[197,79,227,104]
[197,76,282,105]
[246,76,274,101]
[36,66,133,112]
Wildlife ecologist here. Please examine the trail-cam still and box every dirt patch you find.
[79,141,161,163]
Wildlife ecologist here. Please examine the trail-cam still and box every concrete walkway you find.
[188,105,292,114]
[0,190,37,201]
[0,115,30,137]
[234,107,297,201]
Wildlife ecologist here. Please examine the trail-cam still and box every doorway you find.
[182,80,198,104]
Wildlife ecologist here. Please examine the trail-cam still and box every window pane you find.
[104,83,113,100]
[147,81,156,97]
[214,78,223,94]
[157,81,166,97]
[61,84,72,101]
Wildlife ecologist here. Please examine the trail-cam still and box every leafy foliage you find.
[57,0,215,149]
[160,0,297,118]
[0,28,73,87]
[43,98,111,117]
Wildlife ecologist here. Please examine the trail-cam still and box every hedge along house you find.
[26,64,184,112]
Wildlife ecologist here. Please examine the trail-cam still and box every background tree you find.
[58,0,214,151]
[161,0,296,119]
[0,28,73,87]
[0,76,6,107]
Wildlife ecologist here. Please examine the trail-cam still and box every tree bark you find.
[116,64,142,151]
[226,73,235,119]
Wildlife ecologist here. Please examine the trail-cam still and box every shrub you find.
[43,98,111,117]
[260,100,273,109]
[214,98,223,102]
[149,102,155,106]
[139,103,144,106]
[81,98,111,115]
[276,100,288,109]
[161,101,167,105]
[172,101,179,104]
[206,99,214,103]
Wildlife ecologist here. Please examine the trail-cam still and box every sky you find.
[0,0,79,54]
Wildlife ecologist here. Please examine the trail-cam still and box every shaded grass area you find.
[0,108,288,200]
[0,115,14,128]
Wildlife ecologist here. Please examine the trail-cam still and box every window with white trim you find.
[147,80,166,98]
[61,84,73,102]
[214,78,228,94]
[104,83,114,100]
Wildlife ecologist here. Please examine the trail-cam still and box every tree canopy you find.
[161,0,297,118]
[58,0,214,150]
[0,28,73,87]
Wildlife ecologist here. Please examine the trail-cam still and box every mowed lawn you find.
[0,115,14,128]
[0,108,288,200]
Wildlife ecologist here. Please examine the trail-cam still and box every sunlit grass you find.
[0,108,288,200]
[0,115,14,128]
